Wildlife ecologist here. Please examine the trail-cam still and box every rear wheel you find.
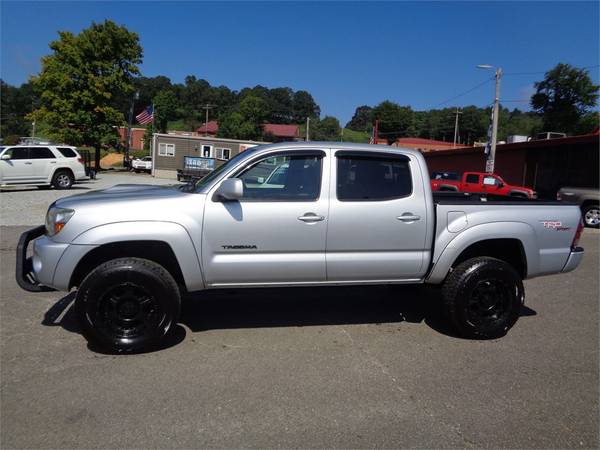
[52,170,74,189]
[442,257,524,339]
[75,258,181,352]
[582,204,600,228]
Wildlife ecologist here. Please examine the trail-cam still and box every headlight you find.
[45,207,75,236]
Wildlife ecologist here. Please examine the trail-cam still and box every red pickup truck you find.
[431,171,536,198]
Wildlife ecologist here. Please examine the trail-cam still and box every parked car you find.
[131,156,152,173]
[17,142,584,352]
[557,187,600,228]
[0,145,87,189]
[431,171,536,198]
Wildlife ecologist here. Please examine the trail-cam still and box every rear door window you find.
[57,147,77,158]
[336,153,412,201]
[29,147,55,159]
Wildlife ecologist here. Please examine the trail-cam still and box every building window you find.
[202,145,212,158]
[158,143,175,157]
[215,148,231,160]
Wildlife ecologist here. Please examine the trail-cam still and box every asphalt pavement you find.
[0,223,598,448]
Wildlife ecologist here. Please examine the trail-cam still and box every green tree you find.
[292,90,320,123]
[29,20,142,168]
[372,101,413,143]
[531,63,599,134]
[217,95,267,140]
[346,105,373,131]
[311,116,341,140]
[153,90,178,133]
[1,80,38,140]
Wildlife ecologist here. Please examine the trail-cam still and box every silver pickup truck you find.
[17,142,585,352]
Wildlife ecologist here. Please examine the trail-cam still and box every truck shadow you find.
[42,285,537,354]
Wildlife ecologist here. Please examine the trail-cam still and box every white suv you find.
[0,145,87,189]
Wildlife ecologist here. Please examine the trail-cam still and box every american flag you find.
[136,105,154,125]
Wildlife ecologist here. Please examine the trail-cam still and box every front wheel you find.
[442,257,524,339]
[582,204,600,228]
[75,258,181,352]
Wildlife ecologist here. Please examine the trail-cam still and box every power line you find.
[435,76,495,107]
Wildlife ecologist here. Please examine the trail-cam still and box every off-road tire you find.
[442,257,524,339]
[51,170,74,190]
[75,258,181,352]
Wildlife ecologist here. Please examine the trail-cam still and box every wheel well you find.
[53,167,74,178]
[439,186,458,192]
[581,200,599,210]
[452,238,527,279]
[69,241,186,290]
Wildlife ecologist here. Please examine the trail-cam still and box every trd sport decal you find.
[540,221,571,231]
[221,245,258,250]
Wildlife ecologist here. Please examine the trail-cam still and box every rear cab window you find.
[57,147,77,158]
[336,151,412,201]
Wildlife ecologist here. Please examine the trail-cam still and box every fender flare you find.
[426,221,538,284]
[67,221,204,291]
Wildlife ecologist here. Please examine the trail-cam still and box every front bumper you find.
[16,226,56,292]
[561,247,584,273]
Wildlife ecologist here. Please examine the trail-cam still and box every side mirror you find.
[1,154,11,160]
[498,182,504,188]
[215,178,243,201]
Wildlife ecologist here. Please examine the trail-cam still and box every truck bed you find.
[428,192,582,283]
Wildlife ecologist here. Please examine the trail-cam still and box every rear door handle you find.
[396,214,421,222]
[24,162,33,165]
[298,213,325,223]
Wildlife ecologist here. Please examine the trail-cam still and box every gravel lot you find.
[0,222,598,448]
[0,171,181,226]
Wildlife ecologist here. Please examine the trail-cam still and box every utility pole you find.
[126,91,139,168]
[31,121,36,140]
[306,117,310,141]
[201,104,217,136]
[478,64,503,172]
[452,107,462,147]
[487,67,502,173]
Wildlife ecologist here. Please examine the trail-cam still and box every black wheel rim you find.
[94,283,161,341]
[467,278,512,327]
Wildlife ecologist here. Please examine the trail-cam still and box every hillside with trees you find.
[1,19,597,149]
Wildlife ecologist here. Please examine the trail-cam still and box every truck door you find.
[326,150,429,281]
[462,173,481,193]
[202,149,329,286]
[0,147,32,182]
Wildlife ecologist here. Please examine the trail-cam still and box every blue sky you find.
[1,1,598,124]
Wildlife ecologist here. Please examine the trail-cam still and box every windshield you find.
[189,146,263,192]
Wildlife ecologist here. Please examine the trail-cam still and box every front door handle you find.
[396,214,421,222]
[298,213,325,223]
[24,162,33,165]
